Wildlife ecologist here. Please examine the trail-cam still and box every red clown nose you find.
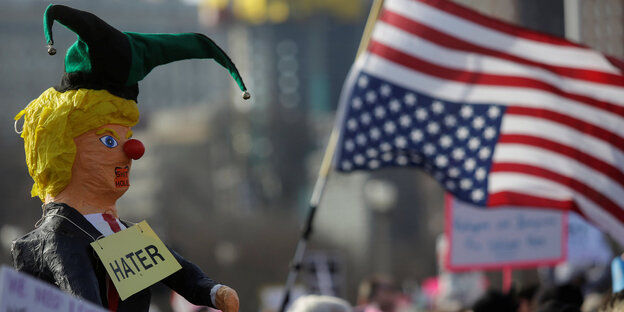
[124,139,145,160]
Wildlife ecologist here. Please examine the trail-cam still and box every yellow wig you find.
[15,88,139,201]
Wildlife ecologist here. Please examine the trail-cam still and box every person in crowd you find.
[537,300,581,312]
[286,295,351,312]
[516,284,539,312]
[355,274,400,312]
[599,290,624,312]
[536,283,584,311]
[471,289,518,312]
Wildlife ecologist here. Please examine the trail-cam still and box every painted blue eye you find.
[99,135,118,148]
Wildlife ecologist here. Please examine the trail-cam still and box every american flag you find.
[334,0,624,244]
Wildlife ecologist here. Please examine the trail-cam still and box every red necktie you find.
[102,213,121,311]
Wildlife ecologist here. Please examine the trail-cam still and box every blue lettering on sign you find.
[515,214,556,230]
[8,275,26,298]
[454,219,490,234]
[488,239,520,260]
[527,235,546,247]
[464,237,483,251]
[489,240,519,251]
[496,219,511,230]
[34,286,61,308]
[69,301,104,312]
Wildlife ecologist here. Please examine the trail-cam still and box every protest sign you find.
[91,220,181,300]
[445,195,566,271]
[567,212,613,266]
[0,265,106,312]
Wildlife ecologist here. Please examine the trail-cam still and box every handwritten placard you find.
[445,195,566,271]
[0,265,106,312]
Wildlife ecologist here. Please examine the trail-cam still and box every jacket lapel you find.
[43,203,105,241]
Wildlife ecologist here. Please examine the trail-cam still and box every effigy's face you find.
[71,124,135,197]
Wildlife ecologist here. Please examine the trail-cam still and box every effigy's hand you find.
[215,286,239,312]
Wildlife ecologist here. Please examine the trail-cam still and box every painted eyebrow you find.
[126,129,133,139]
[96,128,121,140]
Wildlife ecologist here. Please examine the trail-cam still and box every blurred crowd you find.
[170,269,624,312]
[282,275,624,312]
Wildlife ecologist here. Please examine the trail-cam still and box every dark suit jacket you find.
[11,202,219,311]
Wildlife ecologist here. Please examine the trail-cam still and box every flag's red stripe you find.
[415,0,582,48]
[378,10,624,87]
[487,191,576,210]
[505,106,624,153]
[490,163,624,224]
[497,134,624,188]
[367,40,624,119]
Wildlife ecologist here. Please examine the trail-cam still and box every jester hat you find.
[44,4,250,101]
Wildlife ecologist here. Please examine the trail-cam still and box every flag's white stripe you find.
[371,22,624,105]
[384,0,621,73]
[493,144,624,208]
[500,115,624,168]
[488,172,572,200]
[359,53,624,136]
[574,195,624,247]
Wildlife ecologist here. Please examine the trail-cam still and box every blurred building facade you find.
[576,0,623,57]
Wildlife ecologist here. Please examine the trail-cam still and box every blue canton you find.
[336,73,507,206]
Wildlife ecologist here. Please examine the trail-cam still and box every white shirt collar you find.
[83,213,127,236]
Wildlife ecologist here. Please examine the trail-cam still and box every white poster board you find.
[0,265,106,312]
[566,212,612,266]
[445,196,566,271]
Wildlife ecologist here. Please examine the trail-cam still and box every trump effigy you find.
[11,4,249,311]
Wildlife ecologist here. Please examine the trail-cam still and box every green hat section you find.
[43,4,250,102]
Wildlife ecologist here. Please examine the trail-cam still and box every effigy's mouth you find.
[114,166,130,188]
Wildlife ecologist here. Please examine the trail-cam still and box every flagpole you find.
[356,0,385,58]
[277,1,385,311]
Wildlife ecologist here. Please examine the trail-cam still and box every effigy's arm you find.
[162,248,238,311]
